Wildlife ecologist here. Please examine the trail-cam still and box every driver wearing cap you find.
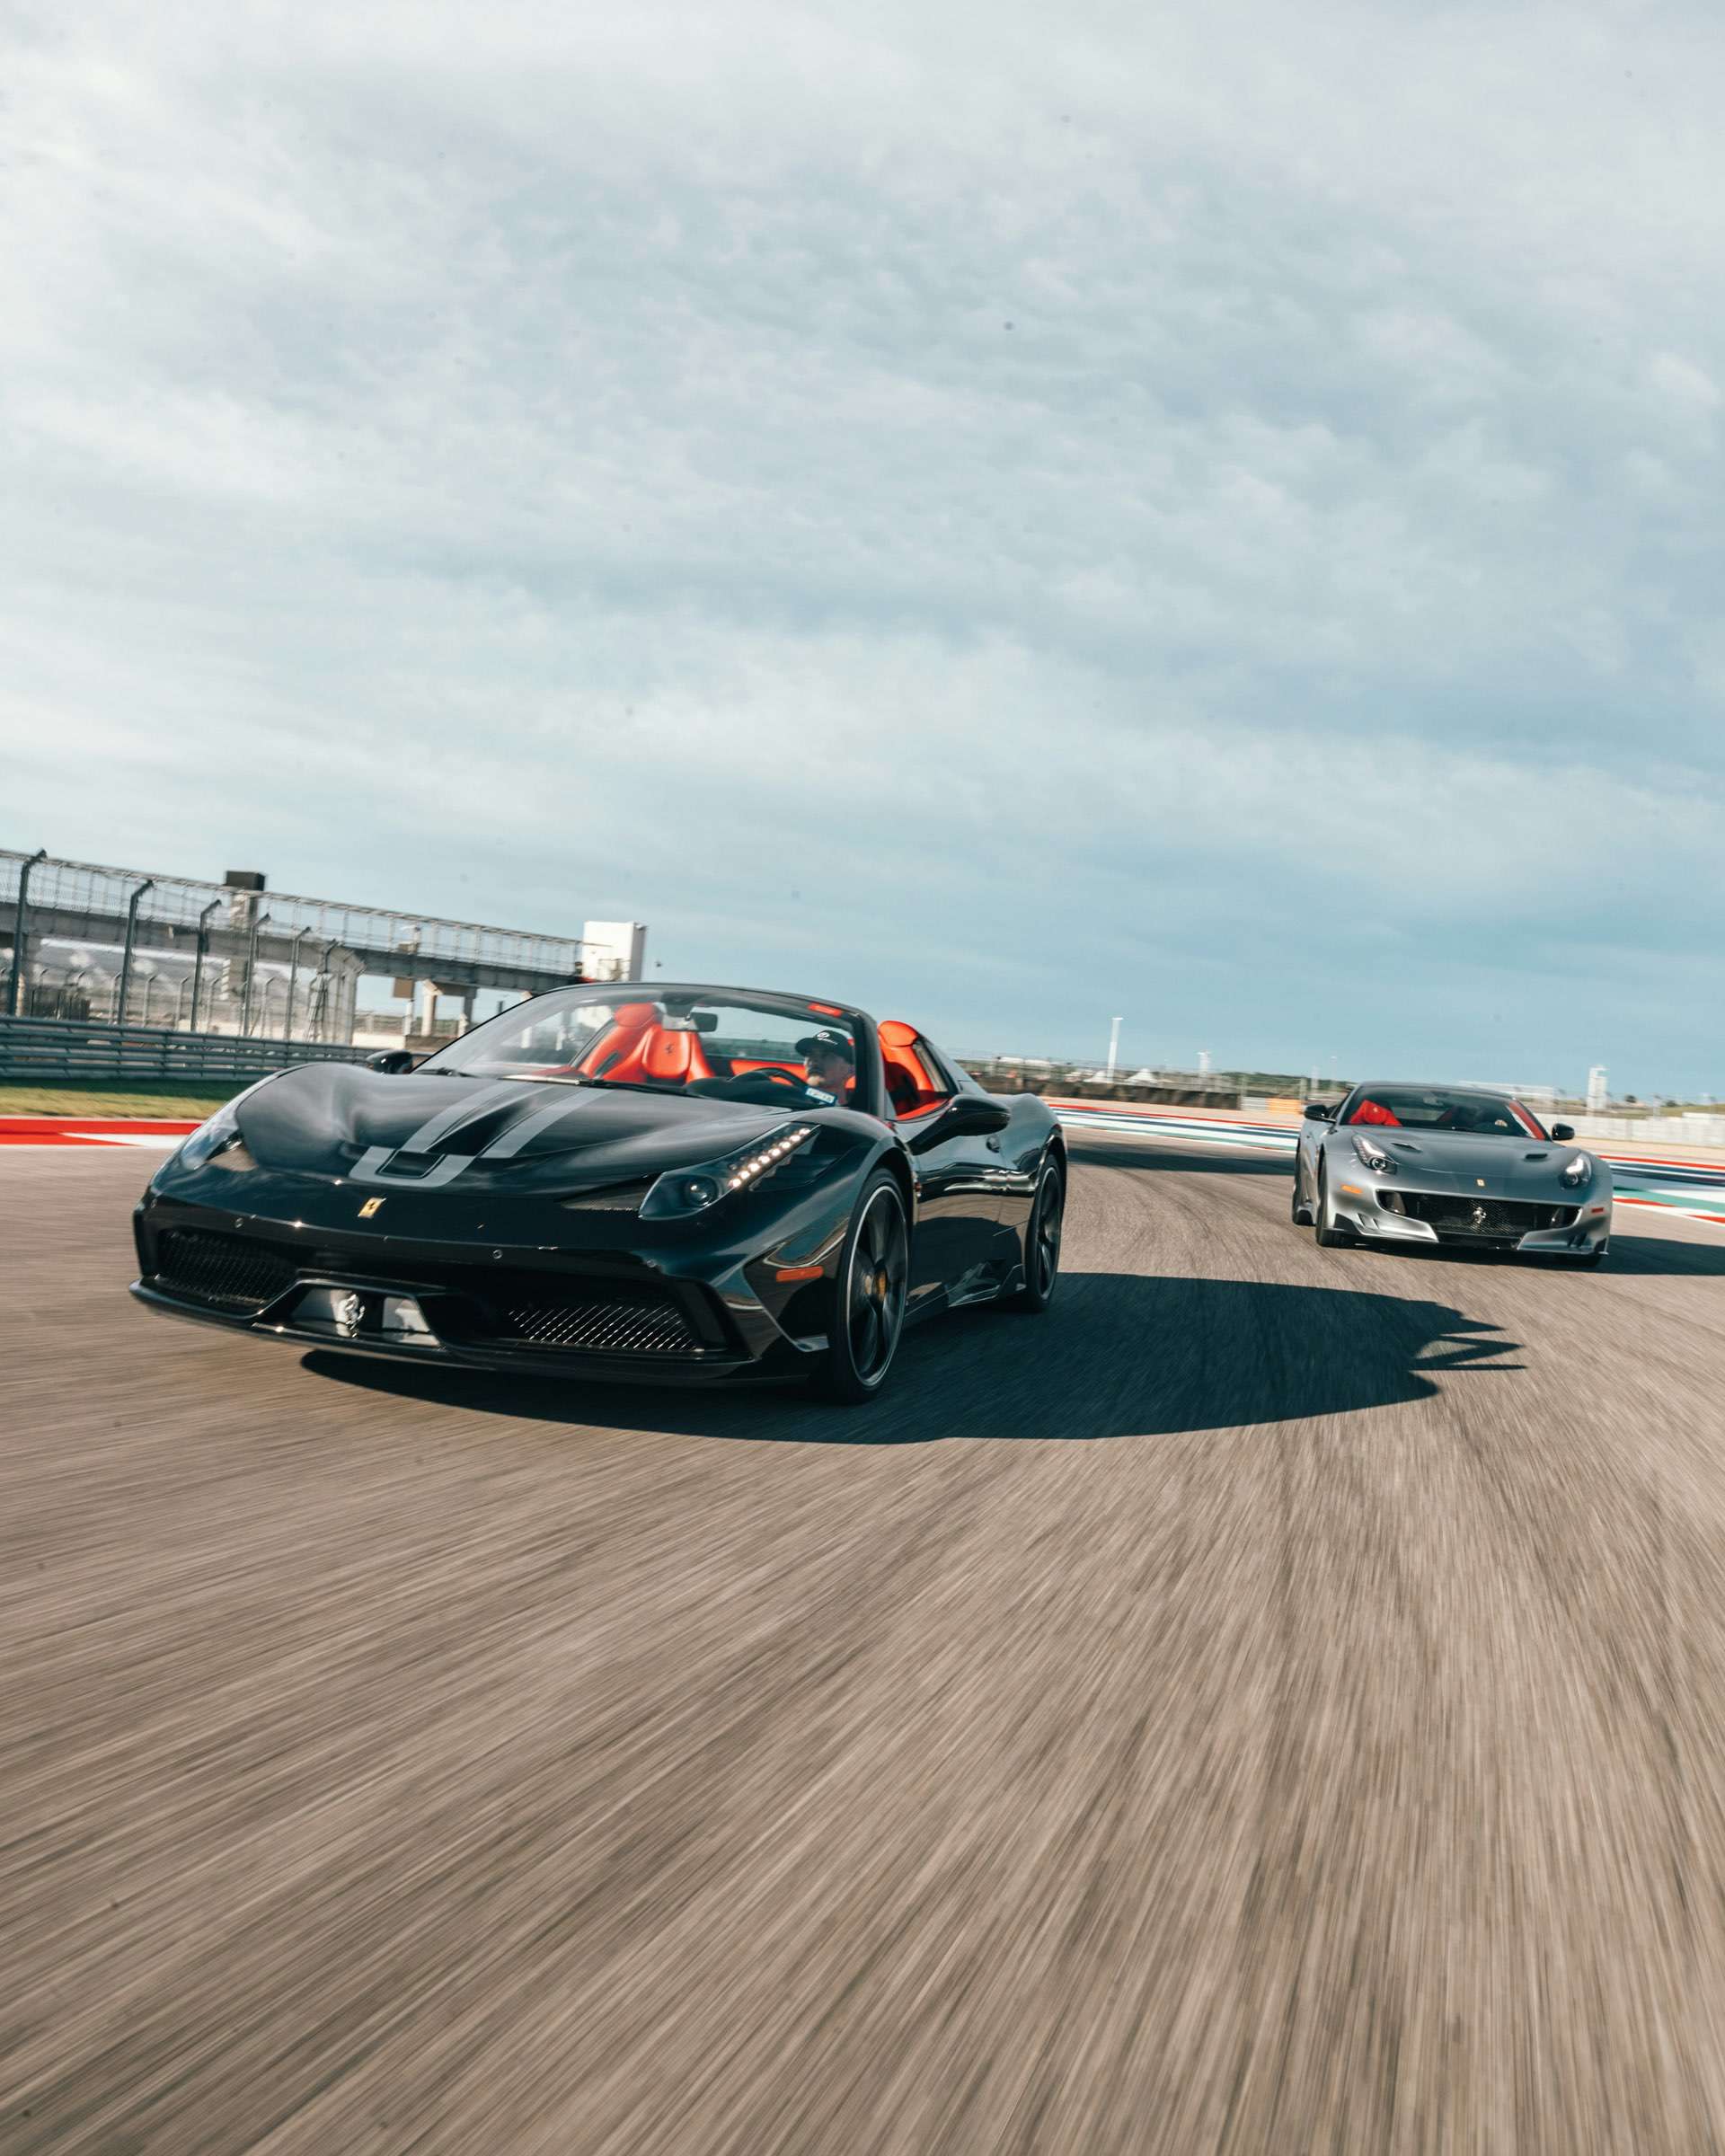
[798,1029,855,1100]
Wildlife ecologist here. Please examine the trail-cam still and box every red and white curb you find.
[0,1118,199,1150]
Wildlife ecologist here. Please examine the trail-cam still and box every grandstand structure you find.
[1,846,637,1045]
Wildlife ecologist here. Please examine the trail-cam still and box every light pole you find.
[1105,1016,1123,1082]
[308,939,339,1039]
[240,913,272,1037]
[189,897,221,1033]
[6,847,48,1017]
[284,927,308,1039]
[115,879,155,1027]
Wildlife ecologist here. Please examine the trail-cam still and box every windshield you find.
[1343,1087,1547,1138]
[418,986,865,1110]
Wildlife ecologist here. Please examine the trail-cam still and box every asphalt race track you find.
[5,1141,1725,2154]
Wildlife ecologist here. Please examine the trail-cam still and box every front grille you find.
[492,1282,699,1355]
[154,1228,299,1313]
[1394,1194,1578,1238]
[147,1224,713,1356]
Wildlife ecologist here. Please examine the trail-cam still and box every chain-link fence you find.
[17,955,362,1038]
[1,848,585,979]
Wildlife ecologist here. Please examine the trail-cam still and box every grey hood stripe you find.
[397,1080,526,1153]
[480,1090,600,1159]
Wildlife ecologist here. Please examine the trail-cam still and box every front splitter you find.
[129,1282,807,1386]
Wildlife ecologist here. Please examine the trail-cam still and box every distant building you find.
[1587,1065,1608,1113]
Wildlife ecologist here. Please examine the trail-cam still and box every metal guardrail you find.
[351,1011,464,1041]
[0,1014,372,1087]
[962,1062,1245,1109]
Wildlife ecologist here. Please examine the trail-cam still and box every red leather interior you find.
[576,1004,716,1085]
[640,1029,715,1084]
[1347,1097,1402,1127]
[879,1021,949,1119]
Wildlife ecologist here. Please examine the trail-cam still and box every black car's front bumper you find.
[132,1195,822,1384]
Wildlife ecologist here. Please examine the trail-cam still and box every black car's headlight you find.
[639,1124,818,1221]
[1352,1134,1396,1174]
[176,1100,253,1171]
[1560,1151,1593,1188]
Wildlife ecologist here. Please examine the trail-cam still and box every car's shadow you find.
[303,1271,1521,1445]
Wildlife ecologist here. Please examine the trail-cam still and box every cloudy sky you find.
[4,0,1722,1091]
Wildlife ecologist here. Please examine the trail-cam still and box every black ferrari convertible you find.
[131,984,1066,1401]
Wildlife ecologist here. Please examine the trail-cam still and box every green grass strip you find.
[0,1082,238,1118]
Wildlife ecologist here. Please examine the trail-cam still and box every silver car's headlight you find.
[639,1124,817,1220]
[1560,1151,1593,1188]
[1353,1134,1396,1174]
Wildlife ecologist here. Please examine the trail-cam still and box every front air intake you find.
[154,1229,298,1313]
[492,1281,699,1354]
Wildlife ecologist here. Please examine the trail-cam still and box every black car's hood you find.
[234,1065,797,1187]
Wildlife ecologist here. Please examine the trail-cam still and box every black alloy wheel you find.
[814,1171,909,1402]
[1005,1155,1064,1312]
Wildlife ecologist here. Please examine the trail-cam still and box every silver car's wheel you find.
[1314,1158,1353,1249]
[1290,1151,1314,1226]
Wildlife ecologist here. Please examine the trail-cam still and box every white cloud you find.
[1648,350,1721,426]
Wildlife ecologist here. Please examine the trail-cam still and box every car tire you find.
[812,1171,909,1403]
[1004,1154,1064,1312]
[1314,1159,1353,1248]
[1290,1152,1313,1226]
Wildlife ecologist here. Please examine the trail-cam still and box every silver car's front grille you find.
[1391,1194,1578,1237]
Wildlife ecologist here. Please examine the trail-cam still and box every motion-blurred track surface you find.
[4,1143,1725,2153]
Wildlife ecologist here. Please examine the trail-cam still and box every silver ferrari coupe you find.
[1292,1082,1611,1266]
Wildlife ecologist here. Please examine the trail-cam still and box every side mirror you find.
[909,1094,1011,1148]
[1549,1122,1575,1142]
[1303,1101,1335,1121]
[367,1048,417,1074]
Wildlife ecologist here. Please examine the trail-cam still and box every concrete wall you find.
[1565,1112,1725,1148]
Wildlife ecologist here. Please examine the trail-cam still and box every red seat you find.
[576,1003,714,1085]
[879,1021,946,1118]
[636,1028,712,1084]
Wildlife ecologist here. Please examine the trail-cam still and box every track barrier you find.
[0,1013,370,1087]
